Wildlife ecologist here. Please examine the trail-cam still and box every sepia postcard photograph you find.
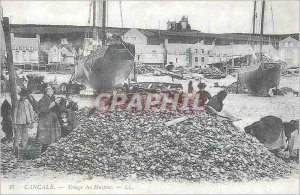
[0,0,299,194]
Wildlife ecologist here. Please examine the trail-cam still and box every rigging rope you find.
[270,1,276,48]
[106,1,108,29]
[121,42,135,58]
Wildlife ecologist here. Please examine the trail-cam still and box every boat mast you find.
[102,1,106,47]
[259,0,266,62]
[92,0,97,44]
[252,1,256,44]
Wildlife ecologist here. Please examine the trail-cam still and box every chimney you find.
[212,40,216,47]
[61,38,68,44]
[165,38,168,45]
[200,40,204,45]
[36,34,40,44]
[10,33,14,40]
[230,42,234,47]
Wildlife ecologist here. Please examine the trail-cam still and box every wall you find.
[279,37,299,68]
[13,50,39,64]
[135,45,164,65]
[48,46,61,63]
[11,34,40,64]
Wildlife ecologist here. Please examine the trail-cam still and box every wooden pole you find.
[102,0,106,47]
[3,17,18,124]
[236,76,239,94]
[259,1,266,62]
[252,1,256,35]
[133,62,137,81]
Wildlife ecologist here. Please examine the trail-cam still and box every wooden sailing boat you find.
[73,0,135,93]
[238,1,281,97]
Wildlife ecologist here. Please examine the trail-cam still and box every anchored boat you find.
[238,59,281,96]
[73,0,135,93]
[238,1,281,97]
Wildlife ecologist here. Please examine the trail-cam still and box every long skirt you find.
[37,112,61,145]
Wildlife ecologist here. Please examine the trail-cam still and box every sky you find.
[1,1,299,34]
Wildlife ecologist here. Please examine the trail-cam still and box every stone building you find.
[48,38,77,65]
[135,45,164,67]
[279,36,299,68]
[11,33,40,65]
[167,15,191,31]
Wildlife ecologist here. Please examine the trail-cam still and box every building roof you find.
[60,47,76,57]
[279,36,299,43]
[58,43,73,53]
[11,37,39,50]
[138,29,160,38]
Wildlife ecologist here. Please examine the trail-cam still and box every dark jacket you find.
[207,91,227,112]
[244,116,286,150]
[197,90,212,105]
[37,94,61,145]
[1,100,13,136]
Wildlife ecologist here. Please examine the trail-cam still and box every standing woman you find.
[36,87,61,153]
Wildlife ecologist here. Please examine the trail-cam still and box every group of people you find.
[2,87,78,158]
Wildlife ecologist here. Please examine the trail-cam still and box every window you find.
[201,57,205,62]
[18,46,22,50]
[137,55,140,61]
[195,49,198,53]
[195,57,198,62]
[201,49,204,53]
[290,42,294,47]
[176,58,178,63]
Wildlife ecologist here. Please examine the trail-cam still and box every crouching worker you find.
[13,89,35,158]
[205,90,240,121]
[284,120,299,162]
[245,116,287,155]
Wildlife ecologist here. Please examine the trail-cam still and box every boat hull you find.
[74,43,135,93]
[238,62,281,96]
